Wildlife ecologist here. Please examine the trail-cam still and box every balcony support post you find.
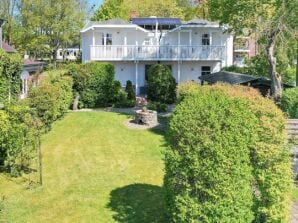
[177,61,181,84]
[135,61,139,95]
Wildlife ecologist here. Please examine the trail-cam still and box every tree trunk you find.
[267,40,282,100]
[52,50,57,69]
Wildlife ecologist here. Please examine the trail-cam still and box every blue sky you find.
[88,0,103,8]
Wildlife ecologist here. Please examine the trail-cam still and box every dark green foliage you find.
[280,87,298,118]
[172,83,292,222]
[69,62,119,108]
[28,75,73,129]
[0,49,22,104]
[125,80,135,100]
[147,102,167,113]
[0,102,37,176]
[147,64,176,104]
[165,91,256,222]
[68,62,135,108]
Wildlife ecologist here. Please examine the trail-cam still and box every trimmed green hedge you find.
[165,91,256,222]
[0,102,37,176]
[28,75,73,129]
[167,83,292,222]
[147,64,176,104]
[0,49,22,104]
[280,87,298,118]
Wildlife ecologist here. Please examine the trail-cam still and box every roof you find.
[184,19,219,26]
[2,42,17,53]
[199,71,295,88]
[131,17,182,26]
[81,19,148,33]
[199,71,258,84]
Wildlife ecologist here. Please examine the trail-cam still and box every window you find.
[59,51,63,56]
[201,66,211,76]
[102,33,113,45]
[202,34,210,45]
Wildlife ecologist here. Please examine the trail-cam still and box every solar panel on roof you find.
[131,18,182,26]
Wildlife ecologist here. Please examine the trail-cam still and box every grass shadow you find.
[107,183,168,223]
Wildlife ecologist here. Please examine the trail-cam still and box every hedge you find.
[165,91,256,222]
[0,103,37,176]
[167,82,292,222]
[280,87,298,118]
[147,64,176,104]
[28,75,73,129]
[0,49,22,104]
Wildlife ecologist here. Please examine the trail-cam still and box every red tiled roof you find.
[2,41,16,53]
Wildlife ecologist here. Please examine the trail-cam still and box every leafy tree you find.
[147,64,176,104]
[92,0,183,21]
[15,0,86,62]
[208,0,297,99]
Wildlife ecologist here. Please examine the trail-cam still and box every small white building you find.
[57,47,81,61]
[81,18,234,94]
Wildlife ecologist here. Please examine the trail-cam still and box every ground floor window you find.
[201,66,211,76]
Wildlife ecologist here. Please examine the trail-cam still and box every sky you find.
[88,0,103,8]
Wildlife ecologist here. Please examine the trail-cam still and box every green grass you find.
[0,112,167,223]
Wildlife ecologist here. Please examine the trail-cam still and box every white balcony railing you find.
[90,45,226,61]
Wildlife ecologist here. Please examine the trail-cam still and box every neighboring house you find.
[233,34,257,67]
[199,71,293,96]
[56,46,81,61]
[0,20,46,99]
[81,17,234,94]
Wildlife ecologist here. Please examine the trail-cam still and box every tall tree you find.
[208,0,297,99]
[0,0,20,44]
[92,0,183,21]
[15,0,86,61]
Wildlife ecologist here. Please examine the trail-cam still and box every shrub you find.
[147,64,176,104]
[165,91,256,222]
[28,75,73,129]
[147,101,167,112]
[125,80,135,101]
[280,87,298,118]
[0,102,37,176]
[0,50,22,104]
[168,83,292,222]
[68,62,116,108]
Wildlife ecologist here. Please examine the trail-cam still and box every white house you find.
[81,17,234,94]
[56,47,81,61]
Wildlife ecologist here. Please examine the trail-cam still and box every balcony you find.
[90,45,226,61]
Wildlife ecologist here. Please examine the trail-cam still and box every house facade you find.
[81,17,234,94]
[233,35,257,67]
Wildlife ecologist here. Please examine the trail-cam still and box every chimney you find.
[130,10,137,20]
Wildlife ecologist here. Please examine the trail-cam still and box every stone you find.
[135,109,158,127]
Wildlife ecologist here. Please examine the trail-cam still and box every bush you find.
[280,87,298,118]
[0,50,22,104]
[147,64,176,104]
[165,91,256,222]
[147,101,167,112]
[68,62,116,108]
[167,83,292,222]
[125,80,135,101]
[0,102,37,176]
[28,75,73,129]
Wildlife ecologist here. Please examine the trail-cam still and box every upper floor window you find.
[202,34,210,45]
[102,33,112,45]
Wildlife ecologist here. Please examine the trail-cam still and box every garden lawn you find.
[0,112,167,223]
